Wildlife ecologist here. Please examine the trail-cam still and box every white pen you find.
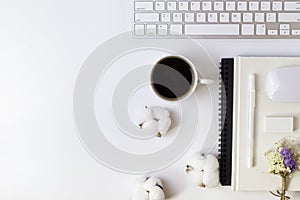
[248,74,256,168]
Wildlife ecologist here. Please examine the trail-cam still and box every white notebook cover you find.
[232,57,300,191]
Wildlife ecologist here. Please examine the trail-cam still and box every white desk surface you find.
[1,0,300,199]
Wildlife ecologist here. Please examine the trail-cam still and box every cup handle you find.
[199,78,214,85]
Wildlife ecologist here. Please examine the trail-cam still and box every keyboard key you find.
[158,24,168,35]
[238,1,247,11]
[232,13,241,22]
[249,2,259,11]
[255,13,265,22]
[226,2,236,11]
[261,2,271,11]
[284,2,300,11]
[161,13,171,22]
[280,30,290,35]
[185,13,195,23]
[292,30,300,35]
[266,13,276,22]
[203,2,212,11]
[214,2,224,11]
[155,1,165,10]
[196,13,206,22]
[256,24,266,35]
[185,24,240,35]
[279,13,300,22]
[170,24,183,35]
[134,24,145,35]
[179,2,189,10]
[135,2,153,11]
[208,13,218,22]
[272,2,283,11]
[173,13,183,22]
[191,2,201,11]
[242,24,254,35]
[146,25,156,35]
[243,13,253,22]
[155,2,165,10]
[280,24,290,30]
[268,30,278,35]
[220,13,230,22]
[167,2,177,10]
[135,13,159,22]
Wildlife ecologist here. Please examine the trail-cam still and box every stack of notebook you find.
[219,57,300,191]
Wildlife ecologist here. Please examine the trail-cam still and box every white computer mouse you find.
[266,66,300,102]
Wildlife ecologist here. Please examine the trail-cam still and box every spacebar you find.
[185,24,240,35]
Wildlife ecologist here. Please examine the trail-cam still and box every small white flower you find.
[265,149,286,174]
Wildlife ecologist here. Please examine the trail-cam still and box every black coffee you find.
[151,57,195,100]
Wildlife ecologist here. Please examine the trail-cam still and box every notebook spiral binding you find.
[218,58,234,186]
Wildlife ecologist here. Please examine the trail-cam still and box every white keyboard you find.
[134,0,300,38]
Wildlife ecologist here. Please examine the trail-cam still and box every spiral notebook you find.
[218,58,234,186]
[219,57,300,191]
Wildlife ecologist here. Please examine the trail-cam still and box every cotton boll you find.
[203,170,219,187]
[141,106,171,137]
[131,177,166,200]
[151,177,163,188]
[141,119,159,136]
[203,154,219,172]
[202,154,219,187]
[148,186,165,200]
[131,177,150,200]
[186,153,220,188]
[141,119,158,129]
[131,187,149,200]
[186,170,204,185]
[134,177,148,189]
[150,106,170,120]
[143,177,162,191]
[157,117,171,136]
[187,154,206,171]
[145,106,155,120]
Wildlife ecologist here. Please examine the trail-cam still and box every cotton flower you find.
[147,186,165,200]
[139,106,171,138]
[185,153,220,188]
[157,117,171,137]
[147,106,170,120]
[131,177,151,200]
[131,177,165,200]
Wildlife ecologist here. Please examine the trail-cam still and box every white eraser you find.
[265,116,293,133]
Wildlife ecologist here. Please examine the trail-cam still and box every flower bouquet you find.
[265,137,300,200]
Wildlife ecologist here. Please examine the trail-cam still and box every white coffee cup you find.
[150,55,214,101]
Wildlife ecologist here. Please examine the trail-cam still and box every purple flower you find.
[285,159,297,171]
[280,147,291,158]
[280,146,297,172]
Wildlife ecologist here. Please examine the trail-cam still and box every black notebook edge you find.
[218,58,234,186]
